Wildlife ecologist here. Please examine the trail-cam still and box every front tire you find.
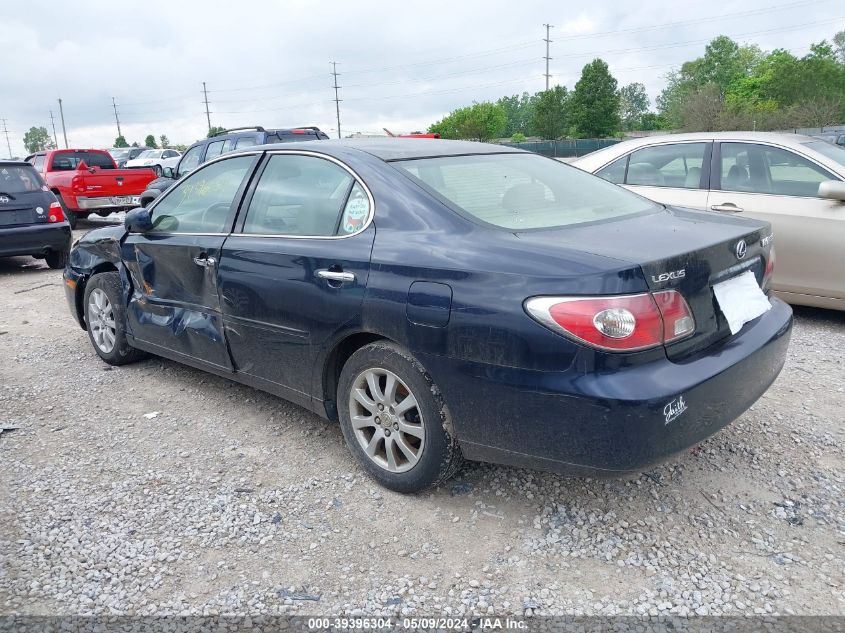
[83,272,147,365]
[337,341,462,493]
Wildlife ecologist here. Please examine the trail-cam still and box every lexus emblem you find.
[735,239,747,260]
[0,195,8,204]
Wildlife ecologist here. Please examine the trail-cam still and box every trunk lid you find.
[0,191,53,227]
[75,167,157,197]
[516,206,772,358]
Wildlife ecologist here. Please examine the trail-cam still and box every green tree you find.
[618,83,650,130]
[530,85,570,139]
[496,92,537,136]
[832,29,845,63]
[571,59,620,137]
[23,126,52,154]
[159,134,170,148]
[113,135,129,148]
[429,102,507,141]
[144,134,158,148]
[207,126,226,137]
[510,132,526,143]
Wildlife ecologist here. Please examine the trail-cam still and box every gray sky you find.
[1,0,840,156]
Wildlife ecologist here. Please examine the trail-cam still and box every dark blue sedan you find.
[63,139,792,492]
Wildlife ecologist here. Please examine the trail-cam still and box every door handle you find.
[316,270,355,283]
[710,203,743,213]
[193,255,217,267]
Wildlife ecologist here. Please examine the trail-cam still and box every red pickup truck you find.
[26,149,157,228]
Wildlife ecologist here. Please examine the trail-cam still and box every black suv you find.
[139,126,330,206]
[0,161,71,269]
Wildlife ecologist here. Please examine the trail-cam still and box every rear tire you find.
[337,341,463,493]
[83,272,147,366]
[44,250,68,269]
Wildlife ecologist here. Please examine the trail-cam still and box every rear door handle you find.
[316,270,355,283]
[193,255,217,267]
[711,203,743,213]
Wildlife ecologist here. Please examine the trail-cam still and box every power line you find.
[49,111,58,147]
[202,82,212,132]
[57,98,68,149]
[543,24,553,91]
[331,62,342,139]
[111,97,122,139]
[1,118,12,159]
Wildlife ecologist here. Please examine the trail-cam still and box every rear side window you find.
[0,165,43,192]
[235,136,257,149]
[396,153,657,230]
[205,140,226,160]
[595,156,626,184]
[625,143,706,189]
[241,154,362,236]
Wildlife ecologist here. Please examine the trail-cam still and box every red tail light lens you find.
[525,290,695,352]
[762,247,775,290]
[48,201,65,223]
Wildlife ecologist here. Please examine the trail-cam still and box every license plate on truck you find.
[712,270,771,335]
[111,196,140,205]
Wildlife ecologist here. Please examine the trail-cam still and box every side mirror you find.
[162,166,175,179]
[125,207,153,232]
[818,180,845,202]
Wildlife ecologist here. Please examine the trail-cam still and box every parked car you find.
[125,149,182,176]
[26,149,158,229]
[108,147,151,168]
[574,132,845,311]
[0,160,71,269]
[138,126,330,207]
[814,133,845,147]
[64,139,791,492]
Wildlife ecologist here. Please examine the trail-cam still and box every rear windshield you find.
[804,141,845,170]
[395,153,659,230]
[51,151,115,170]
[0,165,44,193]
[109,149,130,160]
[136,150,159,159]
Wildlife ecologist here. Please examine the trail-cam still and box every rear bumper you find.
[420,298,793,475]
[76,195,141,211]
[0,223,71,258]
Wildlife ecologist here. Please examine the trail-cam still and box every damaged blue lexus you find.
[64,139,792,492]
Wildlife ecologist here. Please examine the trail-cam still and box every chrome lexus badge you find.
[735,239,747,260]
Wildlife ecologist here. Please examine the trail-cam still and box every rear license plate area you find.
[712,270,771,335]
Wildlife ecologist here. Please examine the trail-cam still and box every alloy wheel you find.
[87,288,116,353]
[348,367,425,473]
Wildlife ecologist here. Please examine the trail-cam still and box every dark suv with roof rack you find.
[138,126,330,207]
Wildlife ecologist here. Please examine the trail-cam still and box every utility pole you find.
[49,110,58,148]
[202,82,212,133]
[1,118,12,158]
[57,98,68,148]
[111,97,123,139]
[331,61,342,139]
[543,23,554,91]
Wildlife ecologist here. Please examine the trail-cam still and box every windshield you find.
[109,149,130,160]
[0,165,44,193]
[394,153,659,230]
[804,141,845,171]
[137,150,159,159]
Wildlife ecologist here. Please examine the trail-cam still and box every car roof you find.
[235,138,525,161]
[0,160,34,167]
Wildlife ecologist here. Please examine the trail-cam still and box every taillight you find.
[525,290,695,352]
[48,201,65,223]
[71,176,85,194]
[762,247,775,290]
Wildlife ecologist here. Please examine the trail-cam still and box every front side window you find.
[721,143,835,197]
[32,155,45,172]
[241,154,363,236]
[149,155,254,234]
[395,153,658,230]
[625,143,706,189]
[176,144,204,177]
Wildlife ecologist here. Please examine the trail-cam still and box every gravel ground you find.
[1,228,843,617]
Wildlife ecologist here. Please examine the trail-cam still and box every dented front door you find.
[123,233,232,370]
[120,154,259,371]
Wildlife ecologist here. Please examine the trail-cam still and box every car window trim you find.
[623,141,712,190]
[231,149,375,240]
[714,141,841,196]
[142,151,263,236]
